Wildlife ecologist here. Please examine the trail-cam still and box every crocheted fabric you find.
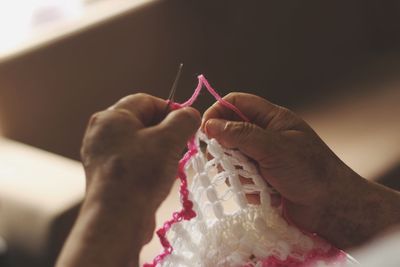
[144,75,353,267]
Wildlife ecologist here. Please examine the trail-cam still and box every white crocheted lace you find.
[157,131,350,267]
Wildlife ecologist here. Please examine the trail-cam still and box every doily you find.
[144,75,353,267]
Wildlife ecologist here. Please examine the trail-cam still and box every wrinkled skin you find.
[203,93,400,248]
[56,92,400,267]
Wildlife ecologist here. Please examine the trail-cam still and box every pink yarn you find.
[243,247,346,267]
[180,75,249,122]
[143,75,249,267]
[143,138,197,267]
[143,75,346,267]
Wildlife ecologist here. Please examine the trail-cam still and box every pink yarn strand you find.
[143,75,345,267]
[144,74,247,267]
[179,76,203,107]
[198,75,249,122]
[180,75,250,122]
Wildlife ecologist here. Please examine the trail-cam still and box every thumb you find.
[204,118,281,162]
[154,107,201,148]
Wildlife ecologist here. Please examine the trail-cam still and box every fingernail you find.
[205,119,226,137]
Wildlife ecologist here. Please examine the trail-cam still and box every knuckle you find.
[116,93,153,107]
[83,110,134,154]
[96,110,132,131]
[123,93,151,101]
[275,106,291,120]
[224,92,265,111]
[225,121,255,140]
[126,93,153,104]
[277,106,292,116]
[88,111,102,127]
[225,92,239,99]
[224,92,244,104]
[224,92,253,101]
[275,106,306,130]
[225,92,245,98]
[134,92,152,99]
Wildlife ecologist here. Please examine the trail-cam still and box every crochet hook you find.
[164,63,183,114]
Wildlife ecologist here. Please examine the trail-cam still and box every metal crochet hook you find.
[164,63,183,114]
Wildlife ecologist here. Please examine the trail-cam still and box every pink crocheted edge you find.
[143,75,346,267]
[143,75,248,267]
[244,246,347,267]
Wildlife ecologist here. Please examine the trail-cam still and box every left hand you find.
[57,94,200,267]
[81,93,201,241]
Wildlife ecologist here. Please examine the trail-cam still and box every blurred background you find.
[0,0,399,266]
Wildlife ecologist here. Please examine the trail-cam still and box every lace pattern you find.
[156,131,346,267]
[144,74,351,267]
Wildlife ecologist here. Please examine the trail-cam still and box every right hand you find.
[202,93,362,244]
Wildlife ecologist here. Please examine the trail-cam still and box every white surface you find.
[0,138,84,255]
[0,0,84,54]
[0,138,84,214]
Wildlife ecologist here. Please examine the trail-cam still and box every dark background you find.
[0,0,399,161]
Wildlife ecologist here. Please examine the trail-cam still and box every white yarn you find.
[158,131,351,267]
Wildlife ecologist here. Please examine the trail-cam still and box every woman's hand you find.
[81,93,200,215]
[57,94,200,267]
[203,92,400,248]
[203,93,353,231]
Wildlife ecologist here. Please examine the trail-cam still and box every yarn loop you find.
[144,75,349,267]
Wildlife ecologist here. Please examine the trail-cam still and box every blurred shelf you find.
[0,0,155,63]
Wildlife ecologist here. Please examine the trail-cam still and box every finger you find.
[148,107,201,149]
[204,118,282,163]
[203,92,281,129]
[110,93,167,128]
